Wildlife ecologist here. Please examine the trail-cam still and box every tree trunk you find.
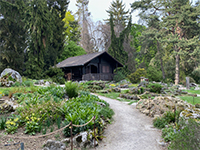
[157,41,165,79]
[175,53,180,85]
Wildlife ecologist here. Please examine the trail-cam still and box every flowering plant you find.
[25,113,40,135]
[5,117,19,134]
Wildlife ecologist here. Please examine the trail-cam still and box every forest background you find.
[1,0,200,85]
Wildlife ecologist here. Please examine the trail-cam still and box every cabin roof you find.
[56,51,123,68]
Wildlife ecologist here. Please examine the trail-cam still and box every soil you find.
[0,95,167,150]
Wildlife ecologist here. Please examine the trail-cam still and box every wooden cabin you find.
[56,51,123,81]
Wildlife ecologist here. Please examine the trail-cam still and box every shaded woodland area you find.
[1,0,200,84]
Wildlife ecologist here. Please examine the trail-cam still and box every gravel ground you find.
[92,94,166,150]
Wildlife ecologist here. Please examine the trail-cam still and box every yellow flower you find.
[14,118,19,122]
[26,117,29,120]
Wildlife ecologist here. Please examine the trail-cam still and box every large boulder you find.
[1,68,22,83]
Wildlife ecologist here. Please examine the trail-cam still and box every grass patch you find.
[129,84,138,88]
[97,92,133,103]
[128,101,137,105]
[98,92,119,99]
[184,90,200,95]
[179,96,200,105]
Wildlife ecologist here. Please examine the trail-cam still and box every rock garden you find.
[0,69,114,150]
[80,79,200,149]
[1,68,200,150]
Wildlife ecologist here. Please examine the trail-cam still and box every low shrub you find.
[22,80,34,87]
[153,117,168,129]
[169,119,200,150]
[153,111,178,129]
[113,67,129,82]
[45,67,65,84]
[128,68,146,83]
[146,66,162,82]
[12,81,21,87]
[147,83,162,93]
[65,81,79,98]
[162,125,176,142]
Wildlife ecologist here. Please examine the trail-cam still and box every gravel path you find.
[92,94,164,150]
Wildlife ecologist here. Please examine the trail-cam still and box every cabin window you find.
[102,65,109,73]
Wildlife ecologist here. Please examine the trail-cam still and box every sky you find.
[68,0,139,23]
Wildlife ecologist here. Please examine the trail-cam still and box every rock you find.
[120,84,129,88]
[0,100,20,113]
[181,91,188,94]
[142,109,150,115]
[1,68,22,83]
[72,130,97,148]
[195,103,200,108]
[61,138,70,143]
[45,81,50,86]
[98,90,109,94]
[39,80,45,85]
[42,140,66,150]
[190,83,198,87]
[112,87,121,93]
[96,101,106,107]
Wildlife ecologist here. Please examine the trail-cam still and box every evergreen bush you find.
[146,66,162,82]
[113,67,129,82]
[147,83,162,93]
[128,68,146,83]
[45,67,65,84]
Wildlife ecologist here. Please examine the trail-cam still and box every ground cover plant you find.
[0,84,114,139]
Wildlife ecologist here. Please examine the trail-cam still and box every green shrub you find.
[45,67,65,84]
[153,117,168,129]
[12,81,21,87]
[22,80,34,87]
[169,119,200,150]
[147,83,162,93]
[62,94,113,137]
[65,81,79,98]
[162,125,176,142]
[113,67,130,82]
[191,67,200,84]
[153,111,180,129]
[0,117,7,130]
[128,68,146,83]
[146,66,162,82]
[3,89,10,96]
[140,87,144,94]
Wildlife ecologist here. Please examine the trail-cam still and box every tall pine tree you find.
[0,0,27,74]
[132,0,200,84]
[24,0,69,79]
[108,13,132,65]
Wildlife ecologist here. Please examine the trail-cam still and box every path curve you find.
[92,94,164,150]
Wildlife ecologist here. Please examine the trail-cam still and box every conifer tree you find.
[108,13,132,65]
[106,0,129,33]
[131,0,200,84]
[0,0,27,74]
[24,0,69,79]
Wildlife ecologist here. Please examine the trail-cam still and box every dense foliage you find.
[1,85,114,136]
[128,68,146,83]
